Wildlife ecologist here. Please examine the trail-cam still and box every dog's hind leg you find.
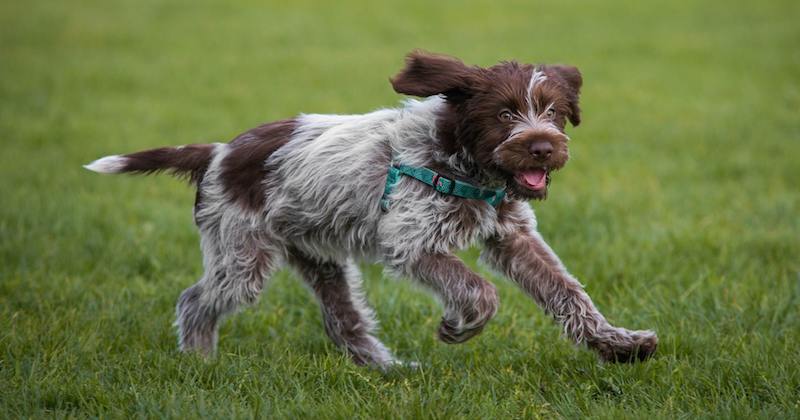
[287,251,400,370]
[176,224,279,356]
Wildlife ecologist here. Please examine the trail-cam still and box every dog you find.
[85,51,657,368]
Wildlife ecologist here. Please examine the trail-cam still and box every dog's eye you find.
[498,110,514,122]
[545,108,556,119]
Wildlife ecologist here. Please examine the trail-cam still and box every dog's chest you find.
[379,186,500,255]
[436,200,498,247]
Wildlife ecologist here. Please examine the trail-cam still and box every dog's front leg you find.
[482,229,657,362]
[404,253,499,344]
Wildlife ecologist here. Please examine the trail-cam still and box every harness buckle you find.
[433,174,455,194]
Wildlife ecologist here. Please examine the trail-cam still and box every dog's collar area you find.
[381,163,506,211]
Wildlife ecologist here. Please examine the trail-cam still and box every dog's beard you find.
[506,171,551,200]
[466,166,552,201]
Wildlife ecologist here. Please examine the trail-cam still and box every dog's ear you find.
[390,50,482,101]
[548,65,582,126]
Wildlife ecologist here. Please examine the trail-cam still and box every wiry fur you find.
[86,51,657,368]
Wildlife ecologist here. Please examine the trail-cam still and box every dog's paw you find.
[437,281,498,344]
[437,317,487,344]
[590,329,658,363]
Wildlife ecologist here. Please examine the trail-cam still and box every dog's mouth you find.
[514,168,548,191]
[508,167,552,199]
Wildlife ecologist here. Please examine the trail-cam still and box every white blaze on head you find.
[527,68,547,98]
[524,68,547,121]
[502,67,560,141]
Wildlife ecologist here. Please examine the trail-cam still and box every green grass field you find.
[2,0,799,418]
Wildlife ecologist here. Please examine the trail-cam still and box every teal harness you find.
[380,163,506,211]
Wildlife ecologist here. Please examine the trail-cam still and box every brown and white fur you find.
[85,51,657,368]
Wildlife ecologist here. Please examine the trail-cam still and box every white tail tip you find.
[84,155,127,173]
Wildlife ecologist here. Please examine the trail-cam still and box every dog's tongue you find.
[517,169,548,191]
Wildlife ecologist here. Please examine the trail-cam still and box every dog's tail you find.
[84,144,217,184]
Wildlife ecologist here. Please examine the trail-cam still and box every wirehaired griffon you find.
[86,51,657,368]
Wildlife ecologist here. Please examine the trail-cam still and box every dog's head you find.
[391,50,582,200]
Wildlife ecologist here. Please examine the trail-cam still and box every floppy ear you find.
[548,65,583,126]
[390,50,482,101]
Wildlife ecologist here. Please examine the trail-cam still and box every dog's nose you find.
[529,141,553,161]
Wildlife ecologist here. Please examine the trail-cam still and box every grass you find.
[1,0,799,417]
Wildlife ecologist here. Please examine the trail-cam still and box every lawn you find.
[1,0,798,418]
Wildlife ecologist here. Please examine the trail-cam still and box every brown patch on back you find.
[220,119,296,211]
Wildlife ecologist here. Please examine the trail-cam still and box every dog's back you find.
[85,98,450,259]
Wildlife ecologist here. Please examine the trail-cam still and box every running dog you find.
[85,51,657,368]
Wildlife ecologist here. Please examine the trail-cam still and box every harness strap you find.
[381,163,506,211]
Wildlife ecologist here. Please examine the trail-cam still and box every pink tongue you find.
[519,169,547,190]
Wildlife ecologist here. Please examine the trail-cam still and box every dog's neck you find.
[432,101,507,190]
[393,97,506,190]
